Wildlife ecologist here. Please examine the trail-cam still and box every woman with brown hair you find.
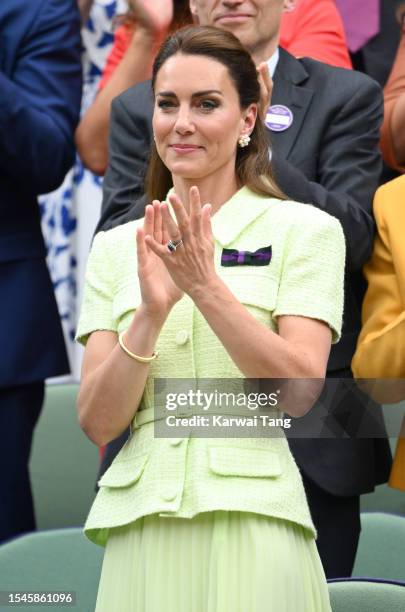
[76,25,345,611]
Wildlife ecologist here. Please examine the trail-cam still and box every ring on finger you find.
[167,238,183,253]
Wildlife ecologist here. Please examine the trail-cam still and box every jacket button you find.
[175,330,189,345]
[162,489,178,502]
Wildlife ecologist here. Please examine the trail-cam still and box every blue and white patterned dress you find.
[39,0,127,378]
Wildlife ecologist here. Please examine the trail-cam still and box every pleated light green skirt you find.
[95,511,331,612]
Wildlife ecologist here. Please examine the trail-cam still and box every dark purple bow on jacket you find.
[221,246,272,267]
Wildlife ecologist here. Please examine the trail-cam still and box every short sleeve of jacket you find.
[76,231,116,345]
[273,210,346,343]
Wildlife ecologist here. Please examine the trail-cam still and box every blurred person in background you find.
[78,0,97,23]
[336,0,405,183]
[380,4,405,174]
[352,176,405,492]
[0,0,82,544]
[75,0,192,175]
[77,0,353,178]
[39,1,129,375]
[94,0,392,579]
[280,0,352,68]
[339,0,402,88]
[351,4,405,495]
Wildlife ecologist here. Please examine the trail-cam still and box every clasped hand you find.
[128,0,173,36]
[136,186,216,319]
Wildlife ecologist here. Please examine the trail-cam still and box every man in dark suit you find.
[96,0,391,578]
[0,0,82,543]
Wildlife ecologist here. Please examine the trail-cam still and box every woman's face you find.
[153,53,256,181]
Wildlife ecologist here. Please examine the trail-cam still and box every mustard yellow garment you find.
[352,176,405,491]
[352,176,405,382]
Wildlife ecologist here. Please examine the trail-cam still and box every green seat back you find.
[29,384,99,529]
[360,403,405,516]
[0,528,103,612]
[328,579,405,612]
[353,512,405,582]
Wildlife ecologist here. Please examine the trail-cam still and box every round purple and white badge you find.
[265,105,294,132]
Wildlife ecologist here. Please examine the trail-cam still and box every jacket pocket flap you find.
[221,273,278,312]
[98,454,148,488]
[208,446,282,477]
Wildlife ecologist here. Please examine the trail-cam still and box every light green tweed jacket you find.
[76,186,345,546]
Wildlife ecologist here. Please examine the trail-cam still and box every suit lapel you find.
[269,49,314,160]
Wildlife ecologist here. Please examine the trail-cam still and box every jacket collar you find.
[167,186,273,247]
[211,186,273,246]
[270,48,314,160]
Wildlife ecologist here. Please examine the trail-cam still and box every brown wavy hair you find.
[145,26,285,202]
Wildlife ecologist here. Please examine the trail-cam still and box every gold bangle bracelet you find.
[118,331,159,363]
